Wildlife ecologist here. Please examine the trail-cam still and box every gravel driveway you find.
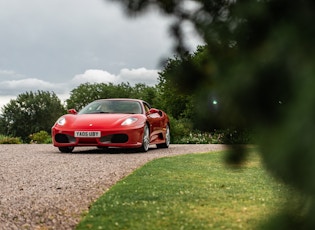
[0,144,226,230]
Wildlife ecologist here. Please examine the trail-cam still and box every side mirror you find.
[148,108,163,117]
[68,109,77,114]
[149,108,159,114]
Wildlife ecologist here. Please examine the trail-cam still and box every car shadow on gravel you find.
[65,146,159,154]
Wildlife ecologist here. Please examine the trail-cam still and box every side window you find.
[143,103,150,113]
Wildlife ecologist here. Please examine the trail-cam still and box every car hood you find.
[62,113,144,129]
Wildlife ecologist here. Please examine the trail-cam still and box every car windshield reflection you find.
[78,100,142,115]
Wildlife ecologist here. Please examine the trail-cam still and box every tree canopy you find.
[1,91,65,142]
[66,82,158,110]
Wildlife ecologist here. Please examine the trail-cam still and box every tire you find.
[139,124,150,152]
[157,124,170,149]
[58,146,74,153]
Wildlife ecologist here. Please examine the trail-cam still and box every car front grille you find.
[55,134,76,143]
[55,133,128,144]
[100,134,128,143]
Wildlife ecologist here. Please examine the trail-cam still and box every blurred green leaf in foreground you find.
[108,0,315,228]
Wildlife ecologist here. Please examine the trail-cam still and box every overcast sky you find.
[0,0,201,109]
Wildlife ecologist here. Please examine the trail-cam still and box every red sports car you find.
[52,98,170,153]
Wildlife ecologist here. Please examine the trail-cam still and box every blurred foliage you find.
[157,46,233,130]
[29,130,52,144]
[109,0,315,228]
[0,91,65,142]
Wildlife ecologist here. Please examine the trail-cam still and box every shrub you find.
[169,117,193,143]
[0,135,22,144]
[173,128,254,145]
[29,130,52,144]
[175,130,223,144]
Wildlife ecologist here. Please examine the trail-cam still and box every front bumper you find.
[52,125,144,148]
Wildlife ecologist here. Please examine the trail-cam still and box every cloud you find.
[0,70,16,76]
[0,95,16,112]
[71,68,159,86]
[0,67,160,110]
[0,76,68,111]
[0,68,158,97]
[71,69,118,85]
[119,68,159,86]
[0,78,60,94]
[0,0,175,80]
[5,78,54,89]
[0,70,25,80]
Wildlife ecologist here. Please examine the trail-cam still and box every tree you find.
[109,0,315,228]
[66,83,111,110]
[132,83,158,106]
[0,116,5,135]
[157,54,194,120]
[66,82,158,110]
[1,91,65,142]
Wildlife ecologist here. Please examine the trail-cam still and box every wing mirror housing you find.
[148,108,163,116]
[68,109,78,114]
[149,108,159,114]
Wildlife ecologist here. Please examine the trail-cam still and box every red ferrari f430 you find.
[52,98,170,153]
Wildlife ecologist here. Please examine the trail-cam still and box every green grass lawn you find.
[76,150,290,230]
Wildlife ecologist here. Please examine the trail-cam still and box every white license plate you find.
[74,131,101,138]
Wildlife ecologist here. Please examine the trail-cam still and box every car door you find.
[144,103,164,141]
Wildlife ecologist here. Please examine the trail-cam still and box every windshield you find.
[78,100,142,114]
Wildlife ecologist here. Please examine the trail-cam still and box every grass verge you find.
[76,150,289,230]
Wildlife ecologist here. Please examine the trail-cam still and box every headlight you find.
[121,117,138,126]
[57,117,66,126]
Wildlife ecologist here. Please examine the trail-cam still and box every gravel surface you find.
[0,144,226,230]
